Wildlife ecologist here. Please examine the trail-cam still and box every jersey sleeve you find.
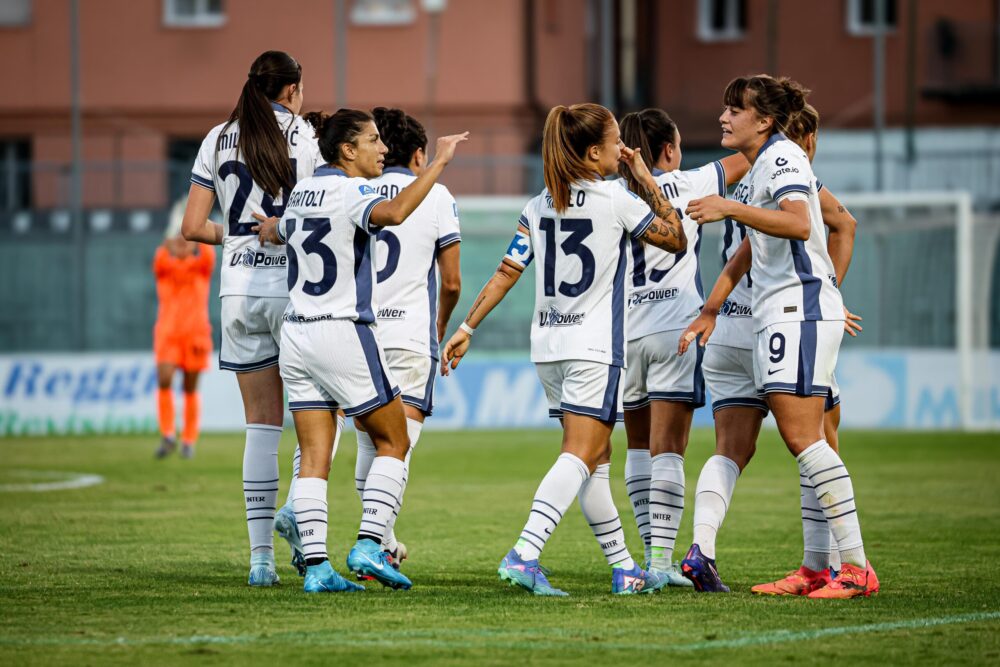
[685,161,726,198]
[502,207,534,268]
[344,179,389,232]
[190,132,217,192]
[765,145,813,203]
[614,183,656,239]
[435,187,461,249]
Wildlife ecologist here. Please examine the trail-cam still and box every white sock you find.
[624,449,652,561]
[355,430,377,501]
[331,414,345,460]
[383,418,422,553]
[285,445,302,506]
[243,424,281,555]
[649,453,685,569]
[514,452,590,561]
[800,473,831,572]
[797,440,866,568]
[829,527,842,571]
[293,477,328,563]
[691,455,740,560]
[358,456,405,544]
[578,463,634,569]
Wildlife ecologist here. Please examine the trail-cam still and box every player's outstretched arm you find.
[719,153,750,187]
[619,146,686,253]
[440,259,523,376]
[370,132,469,227]
[678,237,752,355]
[687,196,810,241]
[819,187,857,286]
[181,184,223,245]
[436,243,462,342]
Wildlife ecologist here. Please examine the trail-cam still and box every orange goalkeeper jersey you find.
[153,244,216,339]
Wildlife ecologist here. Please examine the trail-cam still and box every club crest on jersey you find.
[377,307,407,320]
[538,306,585,327]
[629,287,679,308]
[231,247,287,269]
[720,299,752,318]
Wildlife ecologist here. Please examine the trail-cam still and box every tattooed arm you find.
[636,184,687,254]
[820,186,856,286]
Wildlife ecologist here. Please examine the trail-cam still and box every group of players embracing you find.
[182,48,877,600]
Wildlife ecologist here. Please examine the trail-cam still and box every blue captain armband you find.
[503,228,533,267]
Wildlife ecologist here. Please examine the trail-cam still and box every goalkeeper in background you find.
[153,198,216,459]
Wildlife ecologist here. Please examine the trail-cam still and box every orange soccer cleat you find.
[808,561,879,599]
[751,566,831,596]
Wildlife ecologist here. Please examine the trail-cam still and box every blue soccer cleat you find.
[612,562,667,595]
[680,544,730,593]
[497,549,568,597]
[273,504,306,577]
[248,552,280,587]
[346,539,412,590]
[303,560,364,593]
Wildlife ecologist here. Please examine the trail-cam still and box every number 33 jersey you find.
[190,104,324,298]
[504,180,655,367]
[276,167,388,322]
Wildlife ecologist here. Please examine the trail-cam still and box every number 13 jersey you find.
[190,103,324,298]
[504,180,655,367]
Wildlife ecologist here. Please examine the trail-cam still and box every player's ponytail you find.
[723,74,811,137]
[785,103,820,148]
[372,107,427,169]
[542,103,614,213]
[222,51,302,198]
[618,108,676,195]
[307,108,374,167]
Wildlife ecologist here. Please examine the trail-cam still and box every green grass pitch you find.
[1,428,999,665]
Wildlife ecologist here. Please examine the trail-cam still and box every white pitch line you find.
[0,611,996,651]
[0,470,105,493]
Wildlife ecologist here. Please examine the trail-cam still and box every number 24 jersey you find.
[504,180,655,367]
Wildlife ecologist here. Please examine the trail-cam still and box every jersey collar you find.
[382,166,415,176]
[756,132,787,161]
[651,167,666,177]
[270,101,292,115]
[314,166,348,178]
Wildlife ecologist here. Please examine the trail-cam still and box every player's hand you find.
[432,132,470,167]
[678,310,717,355]
[619,145,655,188]
[440,330,471,376]
[251,212,282,246]
[686,195,730,224]
[844,306,863,337]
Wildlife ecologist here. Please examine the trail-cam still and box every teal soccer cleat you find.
[273,504,306,577]
[649,562,695,588]
[248,552,280,587]
[612,562,667,595]
[497,549,568,597]
[346,539,412,590]
[303,560,364,593]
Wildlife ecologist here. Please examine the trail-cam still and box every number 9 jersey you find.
[190,103,325,298]
[504,180,655,367]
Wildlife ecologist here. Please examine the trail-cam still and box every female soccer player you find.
[350,107,463,573]
[678,99,860,595]
[682,75,877,599]
[441,103,685,596]
[153,198,216,460]
[616,109,748,585]
[180,51,326,586]
[257,109,468,593]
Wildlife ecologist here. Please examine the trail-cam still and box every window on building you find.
[0,139,31,211]
[351,0,416,26]
[0,0,30,26]
[697,0,746,42]
[163,0,225,28]
[847,0,897,36]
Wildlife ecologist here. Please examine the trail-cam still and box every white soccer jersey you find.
[741,133,843,331]
[370,167,461,361]
[503,180,655,367]
[626,162,725,341]
[190,103,324,298]
[709,216,755,350]
[276,167,388,322]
